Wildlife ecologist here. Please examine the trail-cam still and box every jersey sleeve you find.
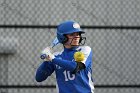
[52,51,77,72]
[35,61,55,82]
[52,58,77,72]
[80,46,93,68]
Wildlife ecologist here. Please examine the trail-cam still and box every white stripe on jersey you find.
[77,46,91,64]
[88,71,94,93]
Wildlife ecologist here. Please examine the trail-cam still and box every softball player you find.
[35,21,94,93]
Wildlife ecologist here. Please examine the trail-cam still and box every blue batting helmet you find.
[57,20,85,44]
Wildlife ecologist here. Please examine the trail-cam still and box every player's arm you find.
[43,46,92,73]
[52,58,77,72]
[52,46,92,73]
[52,59,86,74]
[35,61,55,82]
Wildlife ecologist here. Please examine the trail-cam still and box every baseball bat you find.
[40,37,59,60]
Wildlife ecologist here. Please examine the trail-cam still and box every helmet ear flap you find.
[57,33,68,44]
[62,35,68,44]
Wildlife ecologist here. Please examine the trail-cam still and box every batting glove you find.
[40,47,55,61]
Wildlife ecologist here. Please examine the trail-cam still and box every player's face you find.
[65,32,80,48]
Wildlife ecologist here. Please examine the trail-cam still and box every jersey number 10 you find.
[63,70,75,81]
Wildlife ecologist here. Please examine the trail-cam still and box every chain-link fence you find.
[0,0,140,93]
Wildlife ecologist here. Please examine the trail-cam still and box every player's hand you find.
[74,51,85,62]
[40,47,55,61]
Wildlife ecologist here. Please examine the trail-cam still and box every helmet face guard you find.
[79,37,86,46]
[63,35,86,46]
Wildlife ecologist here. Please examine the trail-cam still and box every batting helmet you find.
[57,20,85,44]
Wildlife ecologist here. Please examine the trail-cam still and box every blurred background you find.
[0,0,140,93]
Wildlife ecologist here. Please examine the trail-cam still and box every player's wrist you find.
[40,47,55,62]
[48,54,55,62]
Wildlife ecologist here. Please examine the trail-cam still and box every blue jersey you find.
[35,46,94,93]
